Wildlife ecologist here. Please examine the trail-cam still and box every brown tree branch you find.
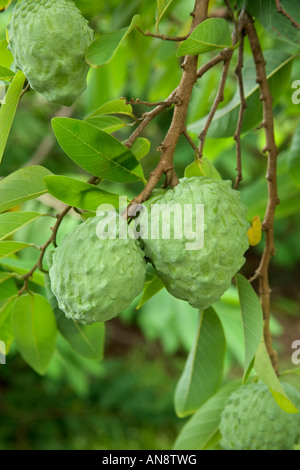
[127,0,210,215]
[233,33,247,189]
[274,0,300,29]
[244,14,280,374]
[198,50,233,158]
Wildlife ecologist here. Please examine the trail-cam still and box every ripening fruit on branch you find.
[220,381,300,450]
[138,177,249,310]
[49,216,146,324]
[7,0,94,105]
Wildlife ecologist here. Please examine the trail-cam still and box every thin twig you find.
[136,26,189,42]
[182,127,202,160]
[19,83,30,101]
[198,50,233,157]
[244,14,280,374]
[125,98,176,108]
[274,0,300,29]
[126,0,210,215]
[233,33,247,189]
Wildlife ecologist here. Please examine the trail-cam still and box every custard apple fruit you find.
[49,216,146,324]
[220,381,300,450]
[7,0,94,106]
[138,177,249,309]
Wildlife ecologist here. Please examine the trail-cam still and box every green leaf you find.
[0,65,15,81]
[86,99,134,118]
[130,137,151,160]
[0,309,14,354]
[44,175,124,212]
[0,258,44,286]
[184,158,221,179]
[0,241,34,259]
[188,52,294,138]
[156,0,174,32]
[45,274,104,361]
[177,18,232,57]
[0,211,43,241]
[12,294,57,374]
[86,15,140,67]
[0,70,26,165]
[174,307,226,417]
[52,118,146,183]
[0,0,13,10]
[0,165,53,213]
[174,380,241,450]
[246,0,300,47]
[236,274,264,382]
[136,275,164,310]
[0,295,16,328]
[0,39,14,68]
[0,271,20,285]
[86,115,126,133]
[288,120,300,187]
[254,338,298,414]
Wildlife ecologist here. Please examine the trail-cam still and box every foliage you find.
[0,0,299,450]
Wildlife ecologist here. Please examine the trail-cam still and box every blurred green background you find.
[0,0,299,450]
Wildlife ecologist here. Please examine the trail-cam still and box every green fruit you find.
[139,177,249,309]
[220,381,300,450]
[49,216,146,324]
[7,0,94,106]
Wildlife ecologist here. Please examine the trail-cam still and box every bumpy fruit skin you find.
[7,0,94,106]
[219,382,300,450]
[49,216,146,324]
[139,177,249,309]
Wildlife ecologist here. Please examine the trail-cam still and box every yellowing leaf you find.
[247,215,262,246]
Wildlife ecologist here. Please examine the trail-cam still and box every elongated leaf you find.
[0,211,43,241]
[0,70,26,164]
[156,0,174,31]
[86,15,140,67]
[174,307,226,417]
[254,338,298,413]
[0,165,52,213]
[0,258,44,286]
[246,0,300,47]
[45,273,104,360]
[0,241,34,259]
[52,118,146,183]
[0,295,16,328]
[0,0,13,10]
[86,115,126,133]
[0,39,13,68]
[288,120,300,187]
[188,52,294,138]
[0,271,20,285]
[86,99,134,118]
[44,175,123,212]
[0,310,14,355]
[136,275,164,310]
[184,158,221,179]
[177,18,232,57]
[130,137,151,160]
[174,380,241,450]
[0,66,15,81]
[236,274,264,382]
[12,294,57,375]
